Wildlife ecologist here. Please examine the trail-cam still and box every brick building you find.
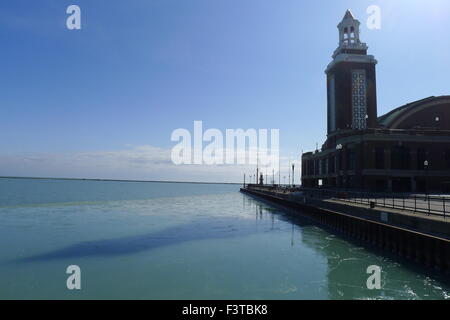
[301,10,450,193]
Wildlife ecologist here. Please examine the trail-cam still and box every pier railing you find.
[244,184,449,218]
[302,188,448,219]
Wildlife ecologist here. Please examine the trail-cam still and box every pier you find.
[241,184,450,274]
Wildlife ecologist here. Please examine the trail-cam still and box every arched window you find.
[343,27,349,45]
[350,26,355,44]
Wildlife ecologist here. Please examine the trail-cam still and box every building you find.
[301,10,450,193]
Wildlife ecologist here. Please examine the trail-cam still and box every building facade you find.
[301,10,450,193]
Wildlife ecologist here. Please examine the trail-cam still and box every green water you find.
[0,178,448,299]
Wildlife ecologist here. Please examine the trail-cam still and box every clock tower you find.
[326,10,378,134]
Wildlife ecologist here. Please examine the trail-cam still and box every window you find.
[350,27,355,44]
[309,160,314,175]
[351,70,367,130]
[347,151,356,170]
[318,159,327,175]
[329,156,336,174]
[375,147,385,169]
[391,146,411,170]
[328,75,336,132]
[343,28,349,45]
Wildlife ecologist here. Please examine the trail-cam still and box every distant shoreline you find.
[0,176,241,185]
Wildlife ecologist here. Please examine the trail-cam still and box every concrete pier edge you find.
[241,186,450,274]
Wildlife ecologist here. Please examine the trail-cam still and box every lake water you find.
[0,178,449,300]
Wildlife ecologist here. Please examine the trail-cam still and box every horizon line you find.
[0,176,242,185]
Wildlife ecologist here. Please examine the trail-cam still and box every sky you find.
[1,0,449,183]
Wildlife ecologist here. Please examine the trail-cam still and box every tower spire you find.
[342,9,355,20]
[333,9,367,58]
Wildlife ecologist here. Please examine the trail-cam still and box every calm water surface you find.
[0,178,449,299]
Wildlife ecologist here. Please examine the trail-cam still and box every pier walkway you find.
[246,185,450,219]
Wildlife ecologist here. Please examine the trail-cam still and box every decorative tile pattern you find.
[351,70,367,129]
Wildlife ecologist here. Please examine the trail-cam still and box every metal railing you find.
[302,188,448,218]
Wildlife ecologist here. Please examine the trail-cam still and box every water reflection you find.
[242,193,450,300]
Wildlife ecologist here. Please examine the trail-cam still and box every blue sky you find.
[1,0,449,182]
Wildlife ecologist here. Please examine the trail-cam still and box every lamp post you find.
[292,163,295,186]
[424,160,429,195]
[336,144,343,187]
[288,160,291,188]
[278,167,281,186]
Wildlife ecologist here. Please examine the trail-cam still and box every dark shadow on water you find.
[16,216,285,263]
[15,193,318,264]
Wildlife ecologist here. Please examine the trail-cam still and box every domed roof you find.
[378,96,450,129]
